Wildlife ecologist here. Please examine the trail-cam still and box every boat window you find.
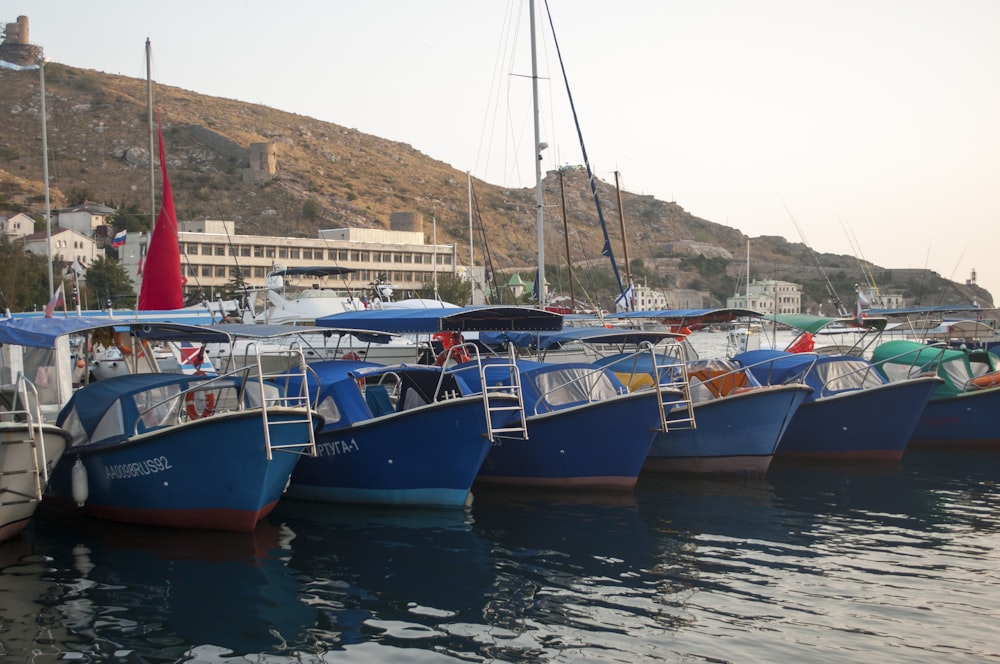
[814,360,883,392]
[244,380,282,408]
[315,395,341,423]
[134,385,181,430]
[91,401,125,443]
[533,368,620,408]
[941,358,973,388]
[59,407,90,447]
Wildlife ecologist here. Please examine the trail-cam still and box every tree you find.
[0,236,49,312]
[109,202,151,233]
[84,256,136,309]
[417,272,471,305]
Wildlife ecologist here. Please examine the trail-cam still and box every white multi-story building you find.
[117,219,458,298]
[727,279,802,314]
[22,228,98,268]
[56,201,116,239]
[1,212,36,239]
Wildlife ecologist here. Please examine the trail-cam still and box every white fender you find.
[71,458,88,506]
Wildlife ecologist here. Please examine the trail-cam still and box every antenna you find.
[779,196,846,316]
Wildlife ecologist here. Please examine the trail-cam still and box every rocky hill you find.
[0,62,991,311]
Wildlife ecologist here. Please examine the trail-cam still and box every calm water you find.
[1,448,999,663]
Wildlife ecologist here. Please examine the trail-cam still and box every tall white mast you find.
[38,56,53,297]
[146,38,155,241]
[530,0,546,308]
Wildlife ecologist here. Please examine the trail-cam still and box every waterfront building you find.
[117,219,457,299]
[727,279,802,314]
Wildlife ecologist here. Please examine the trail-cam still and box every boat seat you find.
[365,384,395,417]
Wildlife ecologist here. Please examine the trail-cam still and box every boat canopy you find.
[766,313,888,334]
[316,306,563,334]
[271,266,355,277]
[604,308,762,324]
[735,349,886,400]
[0,316,133,348]
[0,318,394,348]
[866,304,988,317]
[479,326,681,350]
[871,340,998,398]
[132,322,393,345]
[56,372,221,441]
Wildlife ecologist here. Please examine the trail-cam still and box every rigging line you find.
[475,0,519,181]
[839,216,880,296]
[837,216,879,299]
[542,0,624,299]
[779,195,846,316]
[221,220,251,314]
[470,181,503,304]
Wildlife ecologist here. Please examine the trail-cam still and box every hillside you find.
[0,63,992,311]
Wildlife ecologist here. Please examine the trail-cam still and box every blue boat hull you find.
[645,385,810,474]
[909,387,1000,446]
[476,391,661,489]
[287,396,496,508]
[776,378,940,460]
[46,411,310,532]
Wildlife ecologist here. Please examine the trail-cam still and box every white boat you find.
[0,374,70,543]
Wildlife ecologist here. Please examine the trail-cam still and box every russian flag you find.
[112,229,127,247]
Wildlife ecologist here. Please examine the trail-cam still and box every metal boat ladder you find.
[478,345,528,442]
[0,376,48,508]
[650,341,696,432]
[245,345,319,461]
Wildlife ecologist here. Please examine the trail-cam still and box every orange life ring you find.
[185,391,216,419]
[969,372,1000,390]
[114,331,134,356]
[341,351,361,361]
[432,331,471,366]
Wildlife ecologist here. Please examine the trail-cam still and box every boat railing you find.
[744,352,890,398]
[868,344,949,385]
[526,359,633,417]
[436,343,528,442]
[649,340,695,432]
[0,374,49,501]
[599,340,695,432]
[740,353,821,392]
[133,343,317,461]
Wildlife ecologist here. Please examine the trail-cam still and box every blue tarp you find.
[479,326,680,349]
[0,318,394,348]
[316,306,563,334]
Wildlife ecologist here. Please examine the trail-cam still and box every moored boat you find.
[871,340,1000,446]
[736,349,941,461]
[284,357,524,508]
[0,375,70,543]
[47,361,319,532]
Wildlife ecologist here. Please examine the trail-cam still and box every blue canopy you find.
[602,308,762,323]
[0,316,127,348]
[479,326,681,349]
[0,318,394,348]
[316,306,563,334]
[56,372,215,436]
[734,349,886,400]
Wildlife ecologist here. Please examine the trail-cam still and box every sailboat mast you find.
[38,56,53,297]
[559,169,575,311]
[614,171,633,310]
[529,0,546,309]
[146,38,155,241]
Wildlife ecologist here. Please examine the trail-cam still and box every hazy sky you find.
[8,1,999,304]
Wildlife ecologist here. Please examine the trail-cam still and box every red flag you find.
[43,283,65,318]
[137,112,184,310]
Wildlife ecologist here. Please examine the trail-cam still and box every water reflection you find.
[268,499,494,658]
[5,507,312,661]
[0,450,997,663]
